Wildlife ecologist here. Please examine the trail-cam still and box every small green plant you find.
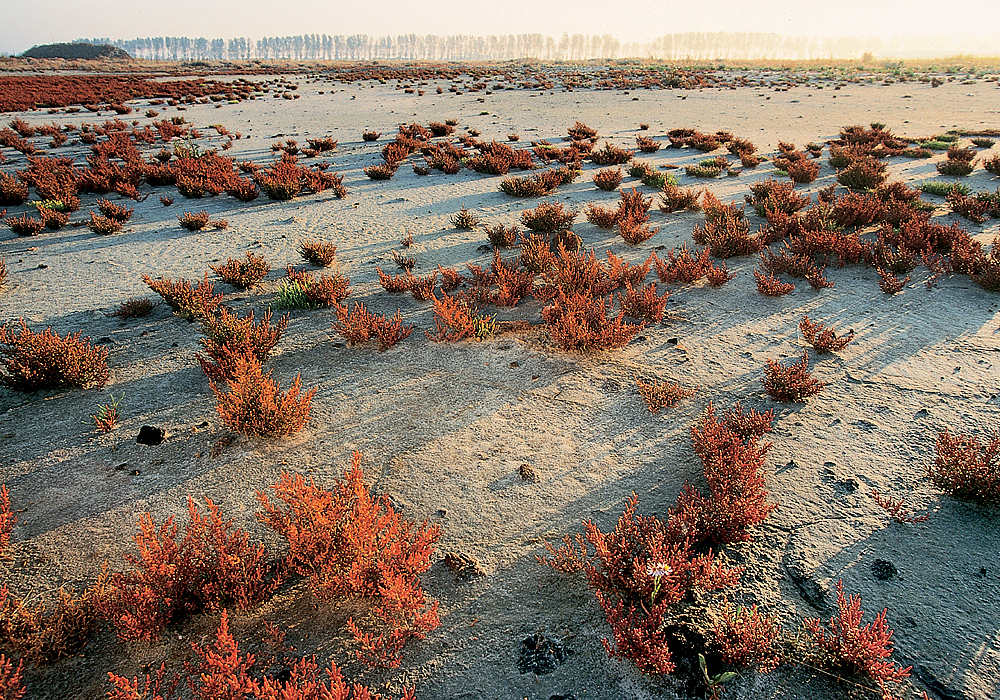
[699,653,737,700]
[920,180,971,197]
[272,280,310,309]
[89,393,123,432]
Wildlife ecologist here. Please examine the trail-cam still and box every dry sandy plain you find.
[1,64,999,700]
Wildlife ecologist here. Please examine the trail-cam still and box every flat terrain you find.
[1,63,999,700]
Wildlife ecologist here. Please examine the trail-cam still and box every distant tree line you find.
[81,31,997,62]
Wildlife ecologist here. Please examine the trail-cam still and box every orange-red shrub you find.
[714,602,781,673]
[0,485,14,558]
[197,308,288,381]
[589,142,633,166]
[877,268,909,294]
[593,167,624,191]
[210,252,270,289]
[659,184,703,213]
[582,493,742,674]
[98,497,278,642]
[211,357,315,438]
[762,351,827,401]
[257,454,440,667]
[651,245,712,284]
[298,240,337,267]
[521,201,576,233]
[0,319,109,391]
[332,302,414,351]
[619,282,669,322]
[4,214,43,237]
[682,402,778,545]
[754,269,795,296]
[178,210,210,231]
[805,581,911,700]
[585,202,618,229]
[635,376,694,412]
[799,316,854,353]
[929,429,1000,503]
[143,273,222,321]
[541,291,643,352]
[0,653,24,699]
[427,293,496,341]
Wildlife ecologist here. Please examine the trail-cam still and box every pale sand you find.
[1,70,999,700]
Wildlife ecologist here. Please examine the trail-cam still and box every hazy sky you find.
[3,0,999,55]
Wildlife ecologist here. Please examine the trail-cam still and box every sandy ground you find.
[1,67,999,700]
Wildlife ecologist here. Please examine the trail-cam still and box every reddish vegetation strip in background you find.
[0,75,251,112]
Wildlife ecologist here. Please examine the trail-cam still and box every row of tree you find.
[82,32,991,62]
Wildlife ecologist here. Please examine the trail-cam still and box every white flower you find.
[646,563,671,579]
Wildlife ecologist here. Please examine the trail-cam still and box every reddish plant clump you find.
[111,297,155,319]
[333,302,413,351]
[0,484,15,558]
[297,240,337,267]
[209,252,270,289]
[929,429,1000,504]
[0,654,24,699]
[799,316,854,353]
[0,319,109,391]
[197,307,288,381]
[593,167,624,191]
[714,602,782,673]
[521,200,576,233]
[97,496,279,642]
[143,273,222,321]
[762,351,827,402]
[754,269,795,296]
[869,488,929,524]
[541,291,644,352]
[257,452,440,667]
[619,282,670,322]
[5,213,45,236]
[805,581,912,700]
[877,268,909,294]
[635,376,695,412]
[211,356,316,438]
[178,210,210,230]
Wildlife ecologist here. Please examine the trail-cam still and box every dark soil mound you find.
[21,42,130,60]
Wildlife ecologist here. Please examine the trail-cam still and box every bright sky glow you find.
[3,0,999,56]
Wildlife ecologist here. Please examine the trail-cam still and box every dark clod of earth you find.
[518,463,538,482]
[136,425,166,445]
[872,558,897,581]
[517,633,572,675]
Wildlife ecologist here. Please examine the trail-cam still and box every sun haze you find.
[2,0,999,57]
